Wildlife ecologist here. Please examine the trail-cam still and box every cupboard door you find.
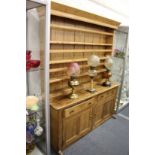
[63,114,80,147]
[79,107,93,136]
[63,105,93,148]
[93,93,105,127]
[103,100,115,121]
[63,98,94,118]
[94,92,116,128]
[94,101,104,127]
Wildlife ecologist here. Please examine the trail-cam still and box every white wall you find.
[51,0,129,26]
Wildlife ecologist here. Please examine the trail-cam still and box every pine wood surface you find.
[50,49,112,53]
[49,2,120,97]
[50,82,119,110]
[51,24,114,36]
[49,69,106,84]
[51,2,120,29]
[50,85,119,151]
[50,63,105,73]
[50,57,106,64]
[50,41,113,46]
[50,2,120,153]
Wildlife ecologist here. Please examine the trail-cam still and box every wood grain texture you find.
[49,69,106,84]
[50,49,112,53]
[50,2,120,153]
[50,86,119,152]
[62,98,94,148]
[50,82,119,110]
[51,24,114,36]
[50,41,113,46]
[51,2,120,29]
[50,57,106,64]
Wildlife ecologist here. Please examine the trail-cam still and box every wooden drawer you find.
[63,98,94,118]
[98,93,106,101]
[105,88,117,97]
[98,92,112,103]
[98,88,117,103]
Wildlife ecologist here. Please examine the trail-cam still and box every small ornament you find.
[26,122,36,144]
[26,50,41,71]
[34,119,43,136]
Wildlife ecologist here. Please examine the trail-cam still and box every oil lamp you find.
[102,56,113,87]
[87,55,100,93]
[67,63,80,99]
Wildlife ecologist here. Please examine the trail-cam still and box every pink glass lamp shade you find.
[67,63,80,77]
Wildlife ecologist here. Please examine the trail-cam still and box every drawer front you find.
[98,88,117,103]
[64,98,94,118]
[98,93,106,102]
[106,88,117,97]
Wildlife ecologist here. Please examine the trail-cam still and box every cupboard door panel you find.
[63,115,80,146]
[94,101,104,127]
[64,98,94,118]
[94,90,116,128]
[94,93,106,127]
[63,106,93,148]
[79,108,92,136]
[103,100,114,120]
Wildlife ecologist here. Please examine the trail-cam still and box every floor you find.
[30,105,129,155]
[120,105,129,117]
[64,113,129,155]
[28,146,44,155]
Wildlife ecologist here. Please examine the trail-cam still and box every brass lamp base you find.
[87,77,96,93]
[69,93,78,99]
[102,80,111,87]
[68,76,79,99]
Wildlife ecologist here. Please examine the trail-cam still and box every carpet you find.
[51,113,129,155]
[120,105,129,117]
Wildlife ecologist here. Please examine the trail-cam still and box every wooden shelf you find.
[51,10,119,29]
[50,41,112,46]
[50,49,112,54]
[50,57,106,64]
[97,69,107,74]
[51,24,113,36]
[50,76,72,84]
[50,65,88,73]
[49,81,89,99]
[50,63,105,73]
[49,3,121,152]
[50,2,120,105]
[49,69,106,84]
